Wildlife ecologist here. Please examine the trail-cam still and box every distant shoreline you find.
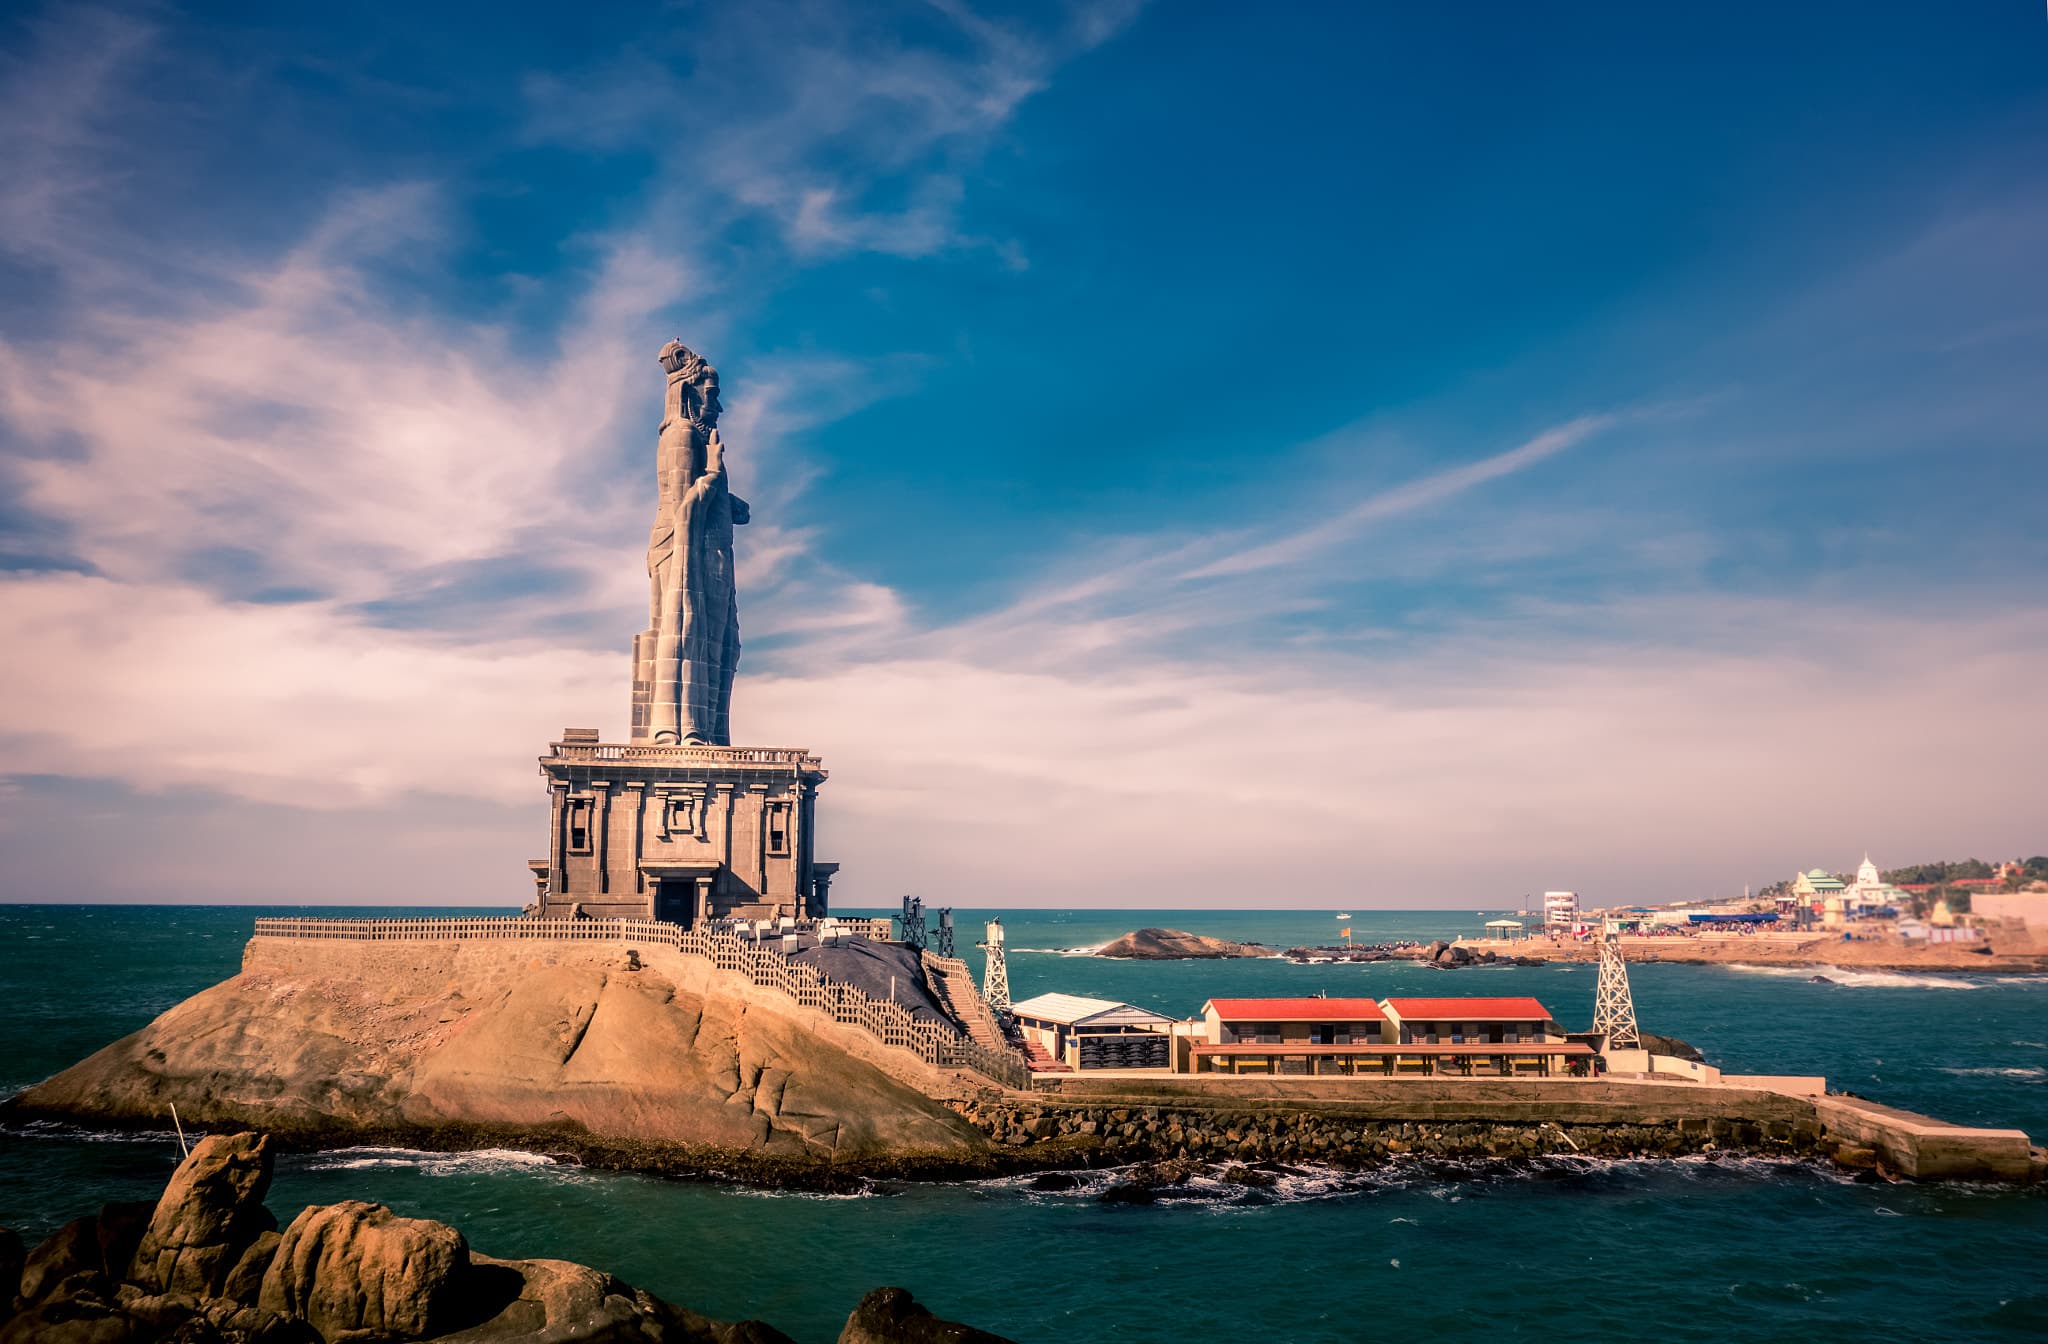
[1453,935,2048,976]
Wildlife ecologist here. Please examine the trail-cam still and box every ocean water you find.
[2,904,2044,1343]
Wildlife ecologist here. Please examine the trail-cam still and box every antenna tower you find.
[1591,919,1640,1048]
[934,908,955,958]
[978,918,1011,1013]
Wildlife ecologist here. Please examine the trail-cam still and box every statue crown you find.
[658,339,697,376]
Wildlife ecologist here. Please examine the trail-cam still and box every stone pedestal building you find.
[530,731,836,923]
[528,341,837,924]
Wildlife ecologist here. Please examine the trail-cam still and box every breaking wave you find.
[301,1146,570,1178]
[1725,964,1980,990]
[1009,944,1106,956]
[2,1118,183,1146]
[973,1152,1860,1210]
[1938,1066,2047,1080]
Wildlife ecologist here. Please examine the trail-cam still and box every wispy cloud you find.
[0,5,155,279]
[1185,414,1616,580]
[522,0,1145,263]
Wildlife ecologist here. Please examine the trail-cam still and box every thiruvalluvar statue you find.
[631,340,748,746]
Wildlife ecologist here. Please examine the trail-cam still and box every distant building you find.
[1542,891,1580,930]
[1784,868,1846,926]
[1845,854,1908,913]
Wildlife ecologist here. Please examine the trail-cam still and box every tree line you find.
[1880,857,2048,886]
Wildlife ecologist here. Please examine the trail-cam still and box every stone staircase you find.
[925,955,1007,1052]
[1020,1039,1070,1074]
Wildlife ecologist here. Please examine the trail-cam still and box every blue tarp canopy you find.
[1687,912,1780,924]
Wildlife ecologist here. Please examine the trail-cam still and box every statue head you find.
[658,339,722,426]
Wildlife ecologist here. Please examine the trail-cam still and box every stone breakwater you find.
[950,1098,1825,1168]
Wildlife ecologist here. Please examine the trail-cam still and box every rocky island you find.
[1094,929,1269,960]
[5,936,991,1185]
[0,1131,1011,1343]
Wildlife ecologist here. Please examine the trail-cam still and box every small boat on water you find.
[1335,912,1352,919]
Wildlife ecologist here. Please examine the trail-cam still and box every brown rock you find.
[219,1230,281,1306]
[0,1295,148,1344]
[93,1203,157,1292]
[429,1254,795,1344]
[837,1287,1015,1344]
[19,1216,106,1304]
[1832,1143,1880,1170]
[257,1200,468,1341]
[0,1226,25,1305]
[130,1134,275,1297]
[200,1300,317,1343]
[110,1284,204,1332]
[13,949,982,1169]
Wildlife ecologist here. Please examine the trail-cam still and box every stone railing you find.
[544,742,824,769]
[250,916,1029,1091]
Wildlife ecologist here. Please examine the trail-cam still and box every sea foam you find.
[304,1146,566,1177]
[1726,964,1980,990]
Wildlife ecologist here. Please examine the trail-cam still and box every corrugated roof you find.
[1203,997,1385,1021]
[1382,997,1554,1021]
[1008,992,1176,1027]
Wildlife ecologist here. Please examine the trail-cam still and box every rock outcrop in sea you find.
[4,939,988,1182]
[1420,940,1546,969]
[1094,929,1266,960]
[0,1132,1014,1344]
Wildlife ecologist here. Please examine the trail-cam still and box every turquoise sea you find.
[2,904,2044,1343]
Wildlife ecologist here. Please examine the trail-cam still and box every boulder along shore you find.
[949,1098,1839,1174]
[0,1131,1015,1344]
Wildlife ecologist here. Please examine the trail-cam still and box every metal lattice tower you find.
[898,895,926,951]
[978,918,1010,1013]
[934,908,955,958]
[1591,920,1641,1048]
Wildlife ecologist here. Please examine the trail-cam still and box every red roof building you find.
[1201,997,1385,1021]
[1381,997,1553,1022]
[1186,993,1587,1079]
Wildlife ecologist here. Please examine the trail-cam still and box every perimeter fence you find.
[250,915,1030,1091]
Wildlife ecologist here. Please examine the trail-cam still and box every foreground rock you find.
[1,1133,1009,1344]
[7,939,985,1181]
[1095,929,1266,960]
[837,1288,1016,1344]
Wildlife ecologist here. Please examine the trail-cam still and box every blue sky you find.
[1,2,2044,908]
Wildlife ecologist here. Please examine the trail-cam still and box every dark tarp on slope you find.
[789,938,951,1025]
